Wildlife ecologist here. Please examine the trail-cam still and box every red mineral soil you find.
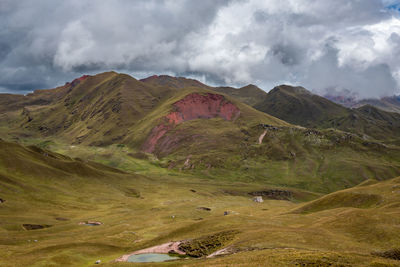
[142,93,240,153]
[139,75,159,83]
[115,241,185,262]
[142,124,173,153]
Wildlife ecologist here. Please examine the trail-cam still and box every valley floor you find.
[1,140,400,266]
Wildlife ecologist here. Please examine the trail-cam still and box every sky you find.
[1,0,400,99]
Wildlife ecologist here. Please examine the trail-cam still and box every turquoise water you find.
[127,253,179,262]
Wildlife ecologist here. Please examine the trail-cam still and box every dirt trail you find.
[258,130,267,144]
[115,241,185,262]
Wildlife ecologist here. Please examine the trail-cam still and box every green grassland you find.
[1,139,400,266]
[10,127,400,195]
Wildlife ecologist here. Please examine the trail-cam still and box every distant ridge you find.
[325,92,400,114]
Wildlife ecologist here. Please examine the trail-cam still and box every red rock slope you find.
[142,93,240,153]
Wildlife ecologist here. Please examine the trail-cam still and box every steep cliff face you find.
[142,93,240,153]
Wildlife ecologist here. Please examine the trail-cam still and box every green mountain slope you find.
[253,85,351,128]
[212,84,268,106]
[1,72,178,145]
[0,138,135,214]
[252,85,400,141]
[0,72,286,149]
[324,105,400,141]
[140,74,268,106]
[1,73,400,193]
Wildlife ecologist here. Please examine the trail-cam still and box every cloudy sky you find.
[1,0,400,98]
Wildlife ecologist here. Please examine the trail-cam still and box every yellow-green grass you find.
[1,140,400,266]
[8,131,400,195]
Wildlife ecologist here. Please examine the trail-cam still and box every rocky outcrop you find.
[142,93,240,153]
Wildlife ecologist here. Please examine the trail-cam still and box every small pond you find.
[127,253,179,263]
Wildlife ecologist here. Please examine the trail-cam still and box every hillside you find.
[204,83,400,141]
[212,84,268,106]
[0,72,284,146]
[140,75,268,107]
[251,85,400,141]
[323,105,400,141]
[0,139,132,211]
[0,73,290,176]
[253,85,351,128]
[8,72,179,146]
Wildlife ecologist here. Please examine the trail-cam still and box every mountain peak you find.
[272,85,312,95]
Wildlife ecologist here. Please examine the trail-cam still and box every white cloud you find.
[0,0,399,97]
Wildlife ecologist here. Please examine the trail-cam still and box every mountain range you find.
[1,72,400,192]
[141,75,400,141]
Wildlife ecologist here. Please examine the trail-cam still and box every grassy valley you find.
[1,139,400,266]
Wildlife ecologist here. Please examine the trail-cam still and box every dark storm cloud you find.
[0,0,399,98]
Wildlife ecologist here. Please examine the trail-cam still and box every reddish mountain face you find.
[142,93,240,153]
[166,93,240,124]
